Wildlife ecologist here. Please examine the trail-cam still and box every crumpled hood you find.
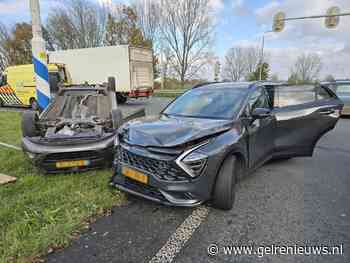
[119,115,233,147]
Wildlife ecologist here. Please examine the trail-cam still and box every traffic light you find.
[273,12,285,32]
[325,6,340,29]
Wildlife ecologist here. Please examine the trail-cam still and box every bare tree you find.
[132,0,160,47]
[245,46,260,77]
[46,0,106,49]
[0,23,10,71]
[222,47,247,81]
[270,73,279,81]
[293,53,322,83]
[324,74,335,82]
[159,0,214,85]
[104,4,151,48]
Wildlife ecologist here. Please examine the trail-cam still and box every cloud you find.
[252,0,350,79]
[209,0,224,12]
[0,0,61,24]
[255,1,280,24]
[232,0,251,16]
[0,0,28,15]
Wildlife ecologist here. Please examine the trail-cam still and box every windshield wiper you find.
[162,112,173,117]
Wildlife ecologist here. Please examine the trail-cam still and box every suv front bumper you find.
[110,144,223,207]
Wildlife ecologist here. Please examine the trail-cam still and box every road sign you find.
[273,12,285,32]
[325,6,340,29]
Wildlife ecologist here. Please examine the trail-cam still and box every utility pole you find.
[259,34,265,81]
[160,50,165,90]
[214,61,221,82]
[30,0,50,110]
[258,31,273,81]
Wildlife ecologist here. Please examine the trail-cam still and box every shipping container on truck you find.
[48,45,154,104]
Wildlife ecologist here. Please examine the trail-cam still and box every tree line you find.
[0,0,214,86]
[221,46,324,83]
[0,0,326,85]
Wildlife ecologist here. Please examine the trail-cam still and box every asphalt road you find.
[46,97,349,263]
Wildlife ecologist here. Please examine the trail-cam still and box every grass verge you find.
[154,89,186,98]
[0,111,22,146]
[0,111,125,263]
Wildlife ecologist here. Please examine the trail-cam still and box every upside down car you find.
[21,78,144,173]
[111,81,343,210]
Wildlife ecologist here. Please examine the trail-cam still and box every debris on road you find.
[0,173,17,185]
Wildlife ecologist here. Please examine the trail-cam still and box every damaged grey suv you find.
[111,82,343,210]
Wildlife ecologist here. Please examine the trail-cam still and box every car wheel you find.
[212,155,240,211]
[117,94,128,104]
[22,111,39,137]
[30,98,38,110]
[111,109,123,129]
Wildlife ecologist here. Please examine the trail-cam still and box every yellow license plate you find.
[56,160,90,168]
[122,166,148,184]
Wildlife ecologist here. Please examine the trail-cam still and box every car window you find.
[273,85,317,108]
[49,72,60,93]
[336,84,350,93]
[163,87,246,119]
[0,74,6,86]
[248,88,270,111]
[316,86,332,100]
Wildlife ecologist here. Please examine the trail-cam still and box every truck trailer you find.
[48,45,154,103]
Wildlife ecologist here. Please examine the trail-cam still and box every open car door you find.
[267,84,343,158]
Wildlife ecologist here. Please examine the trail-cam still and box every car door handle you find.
[319,109,335,115]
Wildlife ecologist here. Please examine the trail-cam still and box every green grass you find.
[154,89,187,98]
[0,112,125,263]
[0,112,22,146]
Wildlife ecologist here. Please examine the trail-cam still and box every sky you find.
[0,0,349,80]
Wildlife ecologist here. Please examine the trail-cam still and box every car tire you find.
[212,155,240,211]
[22,111,39,137]
[116,94,128,104]
[111,109,123,129]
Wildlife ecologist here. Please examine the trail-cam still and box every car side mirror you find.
[251,108,271,119]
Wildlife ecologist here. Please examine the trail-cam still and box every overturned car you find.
[22,79,144,173]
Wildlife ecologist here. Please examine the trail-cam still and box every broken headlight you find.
[176,141,209,178]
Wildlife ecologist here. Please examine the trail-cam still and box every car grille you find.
[44,151,100,161]
[40,149,113,173]
[116,146,189,181]
[124,177,167,201]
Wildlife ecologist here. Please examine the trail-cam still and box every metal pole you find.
[283,12,350,21]
[161,51,165,90]
[30,0,50,110]
[259,34,265,81]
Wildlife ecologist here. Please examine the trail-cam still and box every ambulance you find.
[0,63,70,109]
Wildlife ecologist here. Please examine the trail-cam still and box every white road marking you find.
[0,142,21,151]
[149,206,210,263]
